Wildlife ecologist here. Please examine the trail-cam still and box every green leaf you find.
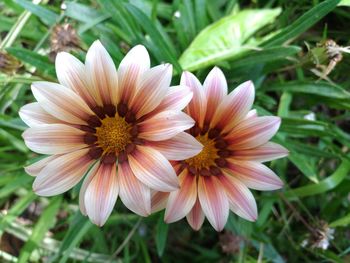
[14,0,58,26]
[0,191,36,236]
[230,46,301,70]
[6,47,55,77]
[53,212,92,263]
[125,4,182,72]
[179,8,281,71]
[18,196,62,263]
[155,215,169,257]
[330,213,350,227]
[264,81,350,99]
[284,159,350,199]
[262,0,340,47]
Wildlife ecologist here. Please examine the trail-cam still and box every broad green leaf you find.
[264,81,350,99]
[18,196,62,263]
[262,0,340,47]
[288,153,318,183]
[14,0,58,26]
[284,159,350,199]
[155,215,169,257]
[179,8,281,71]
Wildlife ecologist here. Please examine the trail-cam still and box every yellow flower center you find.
[95,116,132,153]
[186,135,218,169]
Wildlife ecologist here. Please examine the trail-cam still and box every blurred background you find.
[0,0,350,262]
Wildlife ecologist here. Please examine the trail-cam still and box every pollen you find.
[186,135,218,169]
[95,116,132,153]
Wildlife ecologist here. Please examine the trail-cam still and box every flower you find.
[152,67,288,231]
[19,40,202,226]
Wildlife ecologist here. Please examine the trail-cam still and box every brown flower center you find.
[84,103,141,164]
[184,125,232,177]
[96,116,132,153]
[186,135,217,169]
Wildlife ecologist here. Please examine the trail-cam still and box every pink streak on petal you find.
[203,67,228,123]
[151,191,169,213]
[79,162,99,215]
[22,124,86,155]
[85,163,119,226]
[31,82,94,125]
[226,116,281,150]
[138,110,195,141]
[211,80,255,134]
[85,40,118,106]
[165,170,197,223]
[33,149,93,196]
[149,85,193,116]
[130,64,172,118]
[128,145,179,192]
[118,45,150,105]
[233,142,289,162]
[226,160,284,190]
[118,162,151,216]
[218,173,257,221]
[147,132,203,161]
[19,102,63,127]
[55,52,97,108]
[180,71,207,128]
[186,198,205,231]
[198,176,229,231]
[24,155,59,177]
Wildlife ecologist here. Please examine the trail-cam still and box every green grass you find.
[1,0,350,262]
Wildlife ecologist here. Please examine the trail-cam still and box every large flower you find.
[19,41,202,226]
[152,67,288,231]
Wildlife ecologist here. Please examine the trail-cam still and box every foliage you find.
[0,0,350,262]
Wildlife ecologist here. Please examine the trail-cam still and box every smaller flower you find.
[0,51,22,75]
[152,67,288,231]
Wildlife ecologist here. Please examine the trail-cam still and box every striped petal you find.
[233,142,288,162]
[186,199,205,231]
[138,110,195,141]
[151,191,169,213]
[85,40,118,106]
[118,162,151,216]
[85,163,119,226]
[181,71,207,128]
[226,116,281,150]
[151,85,193,115]
[211,81,255,134]
[203,67,227,123]
[226,160,283,190]
[55,52,97,108]
[31,82,94,125]
[22,124,86,154]
[19,102,62,127]
[198,176,229,231]
[147,132,203,161]
[33,149,93,196]
[130,64,172,118]
[165,170,197,223]
[24,155,59,176]
[128,145,179,192]
[218,173,257,221]
[118,45,150,104]
[79,162,99,215]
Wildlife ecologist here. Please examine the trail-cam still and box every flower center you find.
[186,135,217,169]
[95,116,132,153]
